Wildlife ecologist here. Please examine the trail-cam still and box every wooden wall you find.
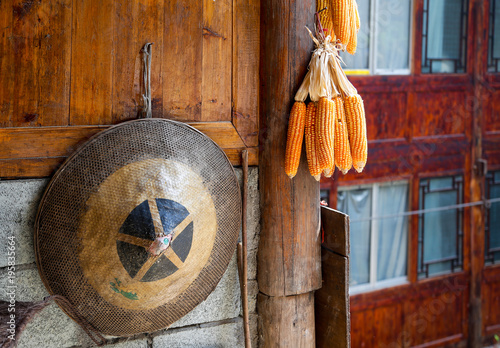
[320,0,500,346]
[0,0,260,178]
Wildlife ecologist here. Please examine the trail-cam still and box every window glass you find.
[486,171,500,263]
[338,182,409,290]
[488,0,500,72]
[341,0,411,74]
[320,189,330,205]
[342,0,370,70]
[418,176,463,278]
[422,0,468,73]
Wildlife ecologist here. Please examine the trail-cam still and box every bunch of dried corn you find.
[316,0,361,54]
[284,11,367,180]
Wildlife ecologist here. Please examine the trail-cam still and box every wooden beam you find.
[258,0,320,347]
[469,0,487,345]
[0,122,257,178]
[258,0,320,298]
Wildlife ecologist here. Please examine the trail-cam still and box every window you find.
[488,0,500,72]
[486,171,500,264]
[421,0,468,74]
[418,176,463,278]
[337,181,409,293]
[341,0,413,75]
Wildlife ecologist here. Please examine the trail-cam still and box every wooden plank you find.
[0,123,258,178]
[162,1,202,121]
[363,92,407,141]
[0,157,66,178]
[320,206,349,257]
[0,148,257,178]
[0,0,14,127]
[1,0,71,127]
[258,292,316,347]
[231,0,259,147]
[0,126,107,159]
[10,0,39,126]
[0,122,246,158]
[70,0,114,125]
[201,0,232,122]
[36,0,72,126]
[315,250,350,348]
[412,91,468,137]
[111,0,164,122]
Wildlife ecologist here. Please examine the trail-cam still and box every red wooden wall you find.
[321,0,500,346]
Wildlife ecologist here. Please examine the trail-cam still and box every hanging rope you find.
[141,43,153,118]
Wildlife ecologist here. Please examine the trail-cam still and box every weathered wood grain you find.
[36,1,72,126]
[111,0,164,122]
[315,207,350,348]
[162,1,202,121]
[0,0,14,127]
[10,0,39,126]
[232,0,259,147]
[320,206,349,257]
[201,0,232,122]
[258,0,320,297]
[70,0,114,125]
[258,292,316,347]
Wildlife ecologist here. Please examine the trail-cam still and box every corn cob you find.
[344,94,367,172]
[346,0,358,54]
[333,96,352,173]
[330,0,352,47]
[285,101,307,178]
[315,97,335,172]
[317,0,334,38]
[305,102,322,180]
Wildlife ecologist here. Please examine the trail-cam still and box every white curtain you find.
[338,183,408,287]
[375,0,411,72]
[337,189,371,286]
[376,184,408,281]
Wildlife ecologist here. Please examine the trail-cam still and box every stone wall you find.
[0,168,259,348]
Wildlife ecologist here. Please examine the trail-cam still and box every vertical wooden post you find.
[469,0,486,345]
[258,0,321,346]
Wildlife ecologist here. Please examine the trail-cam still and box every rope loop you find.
[141,43,153,118]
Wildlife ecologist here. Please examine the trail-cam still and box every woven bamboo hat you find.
[34,119,241,336]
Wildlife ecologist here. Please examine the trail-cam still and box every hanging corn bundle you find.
[284,5,367,180]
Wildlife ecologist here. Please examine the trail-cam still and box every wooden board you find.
[162,0,203,121]
[231,0,260,147]
[0,123,257,178]
[315,207,350,348]
[320,206,349,257]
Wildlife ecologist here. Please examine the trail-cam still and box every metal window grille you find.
[418,176,463,278]
[488,0,500,72]
[485,171,500,263]
[421,0,468,74]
